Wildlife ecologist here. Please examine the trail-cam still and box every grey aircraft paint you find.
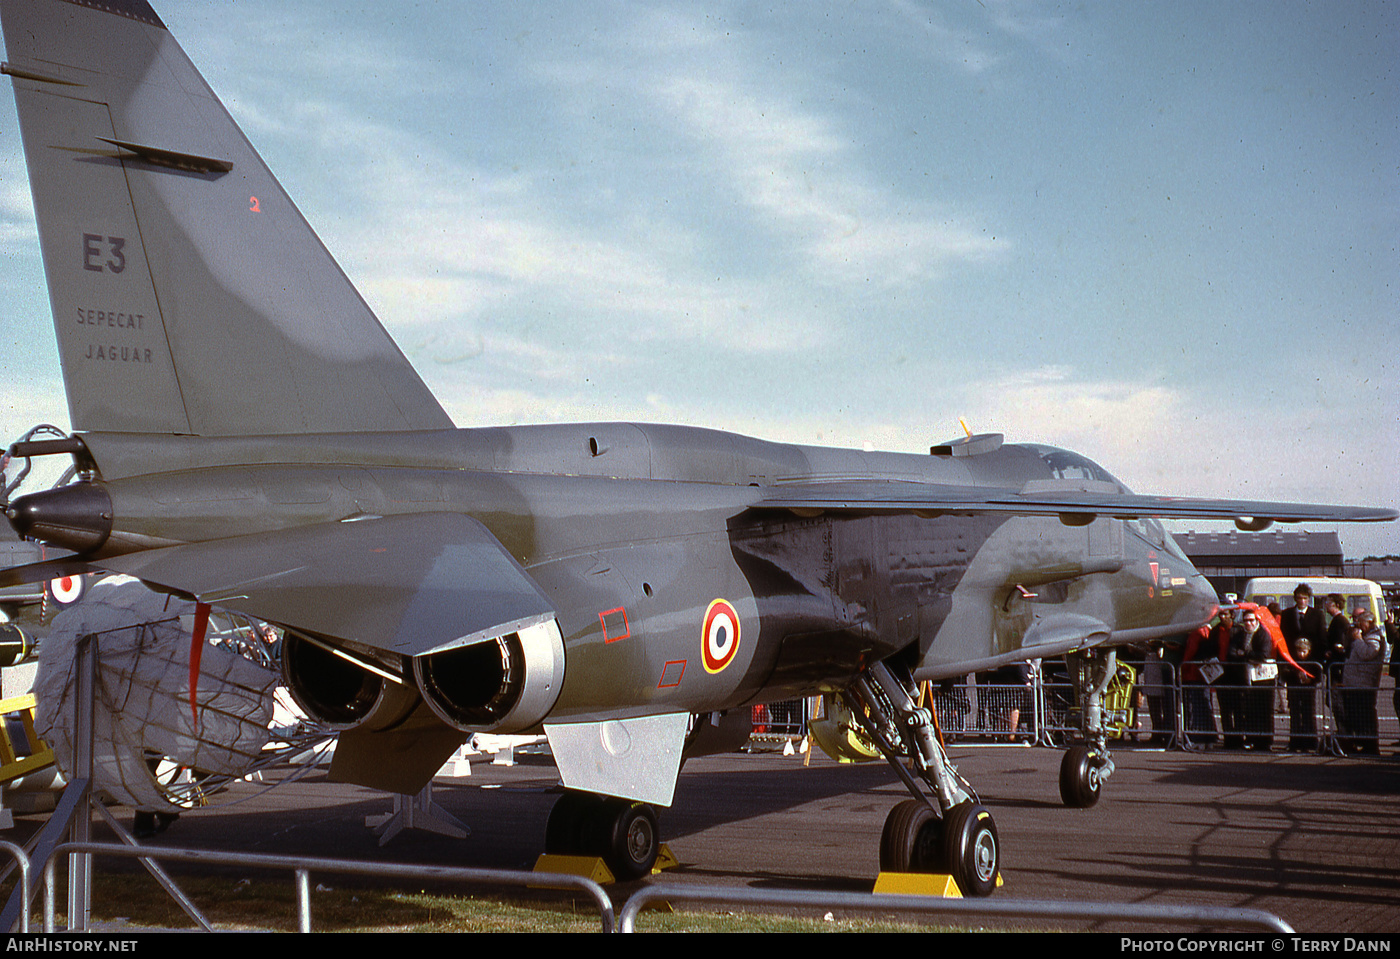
[1,0,1394,887]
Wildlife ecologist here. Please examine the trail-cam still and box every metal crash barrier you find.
[0,631,613,934]
[754,662,1397,755]
[0,840,31,932]
[11,839,1292,934]
[39,842,615,934]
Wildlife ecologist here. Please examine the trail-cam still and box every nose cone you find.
[6,483,113,554]
[1119,525,1220,636]
[1179,562,1221,628]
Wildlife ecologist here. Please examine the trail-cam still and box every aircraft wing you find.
[756,482,1398,525]
[93,514,556,657]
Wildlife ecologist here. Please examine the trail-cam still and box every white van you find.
[1242,576,1387,624]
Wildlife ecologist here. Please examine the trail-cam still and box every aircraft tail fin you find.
[1,0,451,435]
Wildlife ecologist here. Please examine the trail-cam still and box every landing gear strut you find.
[1059,648,1116,808]
[545,790,660,880]
[844,662,1000,895]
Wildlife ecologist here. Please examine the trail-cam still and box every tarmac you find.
[12,740,1397,933]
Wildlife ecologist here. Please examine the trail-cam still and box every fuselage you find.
[13,424,1219,725]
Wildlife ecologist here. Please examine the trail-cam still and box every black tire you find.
[599,798,659,881]
[943,802,999,897]
[545,791,604,855]
[879,799,943,873]
[1059,746,1102,808]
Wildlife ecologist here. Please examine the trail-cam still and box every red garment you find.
[1182,623,1229,682]
[1237,601,1311,678]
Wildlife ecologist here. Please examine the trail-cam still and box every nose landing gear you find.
[1060,648,1119,808]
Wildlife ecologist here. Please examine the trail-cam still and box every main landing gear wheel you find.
[545,791,659,881]
[942,802,999,897]
[601,798,659,881]
[545,790,603,854]
[1059,746,1102,808]
[879,799,943,873]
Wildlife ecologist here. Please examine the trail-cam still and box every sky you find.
[1,1,1396,556]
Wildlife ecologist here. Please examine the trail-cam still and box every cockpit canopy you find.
[1025,444,1127,491]
[1025,444,1190,561]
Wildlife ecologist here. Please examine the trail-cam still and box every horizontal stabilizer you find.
[759,482,1398,524]
[96,514,556,657]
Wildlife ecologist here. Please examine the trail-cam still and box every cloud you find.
[0,222,36,247]
[646,70,1005,286]
[157,2,1016,407]
[0,162,38,245]
[886,0,1003,74]
[969,366,1180,456]
[959,366,1398,515]
[533,8,1009,288]
[977,0,1080,62]
[236,85,837,356]
[350,166,834,353]
[0,378,70,451]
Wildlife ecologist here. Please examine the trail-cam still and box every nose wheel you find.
[1059,746,1104,807]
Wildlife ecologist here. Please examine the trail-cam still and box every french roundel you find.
[702,598,741,674]
[49,574,84,606]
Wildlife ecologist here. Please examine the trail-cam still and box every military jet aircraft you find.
[1,0,1393,893]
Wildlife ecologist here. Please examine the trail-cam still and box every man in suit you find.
[1280,584,1325,751]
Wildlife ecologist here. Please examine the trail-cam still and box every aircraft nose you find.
[1177,556,1220,625]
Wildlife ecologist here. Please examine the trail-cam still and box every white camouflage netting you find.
[36,580,279,813]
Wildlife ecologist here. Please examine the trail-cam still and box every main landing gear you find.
[545,790,660,880]
[1059,648,1117,808]
[845,662,1001,896]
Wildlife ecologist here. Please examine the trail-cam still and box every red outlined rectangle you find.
[600,606,630,643]
[658,660,686,688]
